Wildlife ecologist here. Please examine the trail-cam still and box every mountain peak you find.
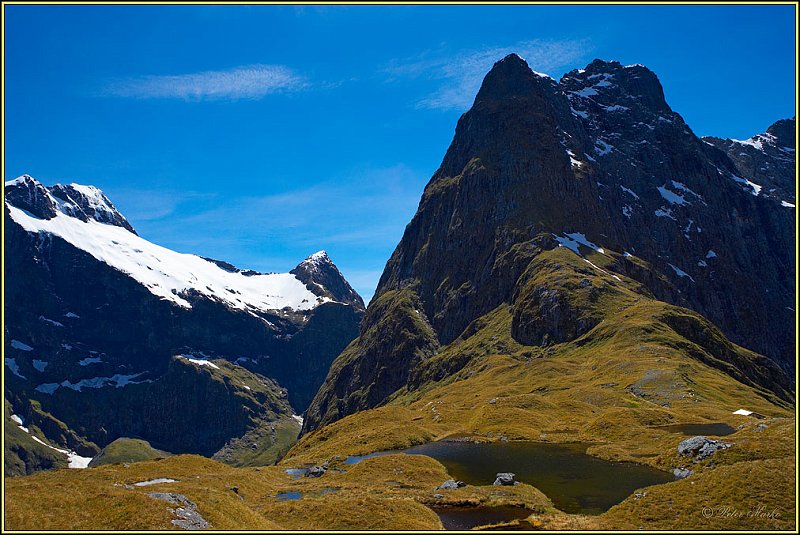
[474,52,556,104]
[303,250,331,265]
[587,58,623,70]
[766,117,796,149]
[5,174,39,188]
[562,58,669,114]
[4,174,59,219]
[4,175,136,234]
[498,52,529,68]
[291,251,365,310]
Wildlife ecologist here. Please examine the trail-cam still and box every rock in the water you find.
[493,472,516,486]
[306,465,327,478]
[672,467,693,479]
[677,436,730,460]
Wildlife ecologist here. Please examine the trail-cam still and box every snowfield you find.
[8,202,328,314]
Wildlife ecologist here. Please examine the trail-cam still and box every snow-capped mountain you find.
[6,175,350,314]
[4,175,365,473]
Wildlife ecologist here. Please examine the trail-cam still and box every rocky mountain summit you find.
[704,117,795,203]
[304,54,795,432]
[4,175,365,474]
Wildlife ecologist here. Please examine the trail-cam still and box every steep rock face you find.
[304,54,794,432]
[4,175,60,219]
[302,289,438,431]
[379,55,795,370]
[4,177,365,472]
[26,357,293,456]
[559,60,795,371]
[378,55,601,345]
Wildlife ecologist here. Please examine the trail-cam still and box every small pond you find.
[345,440,673,515]
[275,491,302,501]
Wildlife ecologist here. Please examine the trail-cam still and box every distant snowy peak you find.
[731,132,792,153]
[726,117,795,153]
[702,117,796,204]
[4,175,135,233]
[765,117,796,149]
[4,175,349,315]
[298,250,334,271]
[291,250,365,311]
[5,175,61,219]
[703,118,795,157]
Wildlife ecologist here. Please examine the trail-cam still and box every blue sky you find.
[4,4,796,302]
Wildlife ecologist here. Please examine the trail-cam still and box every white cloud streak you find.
[121,164,425,302]
[103,64,307,101]
[385,39,590,111]
[169,164,423,243]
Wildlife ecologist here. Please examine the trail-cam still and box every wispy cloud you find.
[107,188,218,222]
[385,39,590,111]
[121,164,426,302]
[102,64,307,101]
[170,164,423,245]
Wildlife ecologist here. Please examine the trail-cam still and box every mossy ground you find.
[3,452,555,530]
[88,438,172,467]
[212,417,300,467]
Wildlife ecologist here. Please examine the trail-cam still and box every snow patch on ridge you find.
[668,263,695,282]
[7,204,328,314]
[657,185,688,206]
[554,233,605,256]
[620,185,640,200]
[10,340,33,351]
[179,355,220,370]
[35,373,150,394]
[134,478,178,487]
[655,207,676,220]
[9,413,91,468]
[5,358,26,379]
